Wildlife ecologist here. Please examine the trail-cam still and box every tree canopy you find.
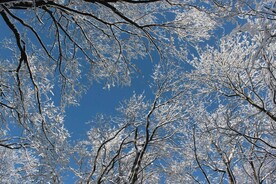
[0,0,275,183]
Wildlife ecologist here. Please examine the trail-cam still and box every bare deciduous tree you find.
[0,0,275,183]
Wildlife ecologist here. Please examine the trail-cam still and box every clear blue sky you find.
[64,57,155,140]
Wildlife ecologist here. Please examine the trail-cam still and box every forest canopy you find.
[0,0,275,183]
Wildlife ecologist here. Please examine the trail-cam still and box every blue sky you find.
[64,56,155,140]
